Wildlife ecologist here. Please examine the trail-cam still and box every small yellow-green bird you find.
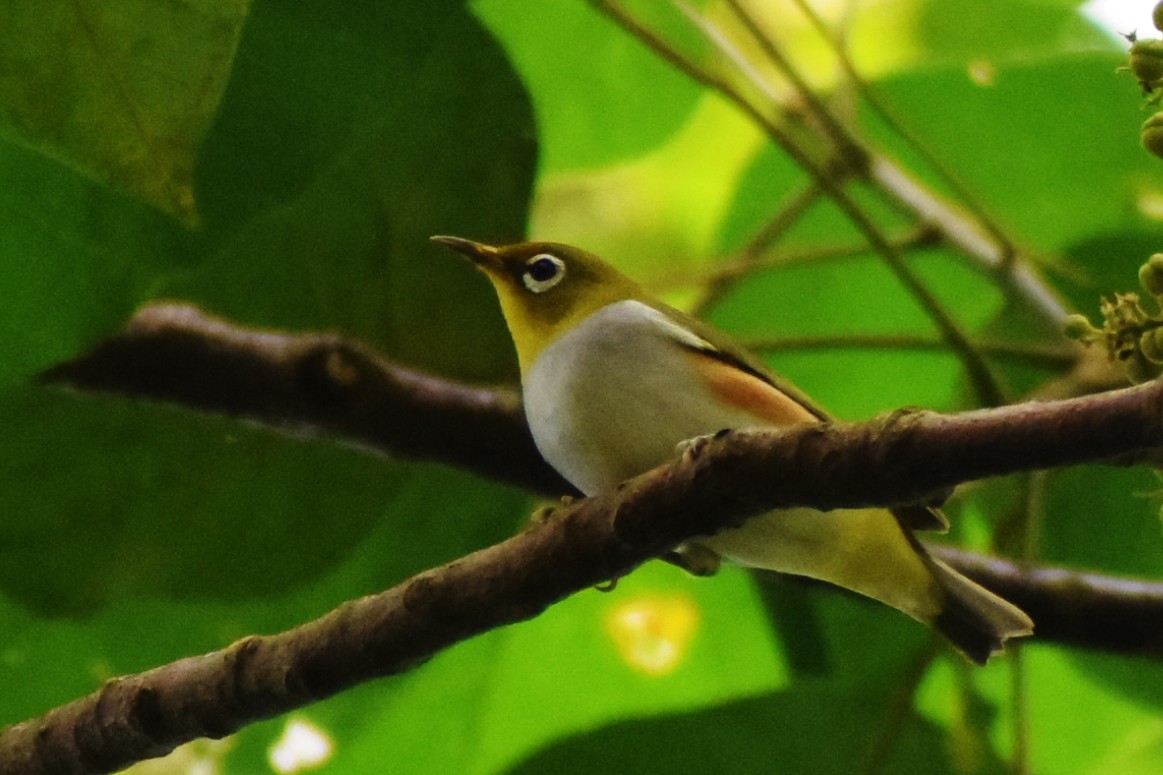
[433,236,1033,663]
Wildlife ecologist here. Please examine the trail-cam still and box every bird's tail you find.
[696,507,1032,663]
[925,556,1033,664]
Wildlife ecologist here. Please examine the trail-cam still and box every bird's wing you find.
[653,303,949,533]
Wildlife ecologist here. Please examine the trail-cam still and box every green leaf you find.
[507,681,1008,775]
[1040,465,1163,578]
[0,0,250,223]
[1027,649,1163,775]
[0,0,537,734]
[867,54,1156,255]
[473,0,702,174]
[909,0,1112,66]
[0,463,527,727]
[0,139,188,388]
[0,388,396,613]
[169,0,536,381]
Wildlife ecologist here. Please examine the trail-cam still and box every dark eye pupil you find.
[528,257,559,282]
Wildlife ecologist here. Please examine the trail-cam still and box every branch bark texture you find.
[41,303,571,496]
[11,304,1163,773]
[8,384,1163,772]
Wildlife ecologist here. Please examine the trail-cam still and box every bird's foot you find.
[594,576,620,592]
[674,428,730,463]
[530,494,575,525]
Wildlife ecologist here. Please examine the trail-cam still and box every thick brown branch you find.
[6,377,1163,771]
[15,305,1163,772]
[41,303,571,496]
[604,387,1163,545]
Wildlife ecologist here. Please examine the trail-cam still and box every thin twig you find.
[783,0,1069,324]
[860,642,941,775]
[1010,645,1030,774]
[739,334,1078,370]
[787,0,1076,330]
[650,233,902,295]
[595,0,1008,406]
[671,0,1010,405]
[866,159,1071,324]
[722,0,863,163]
[740,183,824,257]
[687,183,824,316]
[1008,469,1047,773]
[787,0,1016,262]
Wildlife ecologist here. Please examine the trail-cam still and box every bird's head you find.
[432,236,644,374]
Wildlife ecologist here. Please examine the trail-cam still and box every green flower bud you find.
[1101,292,1148,328]
[1144,113,1163,160]
[1141,326,1163,363]
[1128,38,1163,95]
[1121,346,1159,384]
[1063,313,1098,341]
[1155,2,1163,34]
[1141,253,1163,297]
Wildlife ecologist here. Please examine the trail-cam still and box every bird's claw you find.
[530,494,575,525]
[675,429,729,463]
[595,576,620,592]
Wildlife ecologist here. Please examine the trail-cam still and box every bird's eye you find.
[522,254,566,293]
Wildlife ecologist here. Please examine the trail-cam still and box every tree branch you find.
[40,303,572,497]
[14,303,1163,773]
[10,334,1163,771]
[930,546,1163,657]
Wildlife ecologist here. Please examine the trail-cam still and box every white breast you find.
[524,300,762,495]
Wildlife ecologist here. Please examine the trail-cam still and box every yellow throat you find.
[430,236,645,375]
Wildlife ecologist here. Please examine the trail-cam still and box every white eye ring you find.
[522,254,566,293]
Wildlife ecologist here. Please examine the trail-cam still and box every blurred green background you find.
[3,0,1163,773]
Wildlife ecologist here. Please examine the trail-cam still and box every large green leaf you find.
[0,0,249,222]
[0,0,537,731]
[473,0,702,175]
[867,54,1151,255]
[507,681,1008,775]
[0,139,188,388]
[170,0,535,381]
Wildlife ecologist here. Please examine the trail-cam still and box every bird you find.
[432,235,1033,664]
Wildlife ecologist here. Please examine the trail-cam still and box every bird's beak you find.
[430,235,501,270]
